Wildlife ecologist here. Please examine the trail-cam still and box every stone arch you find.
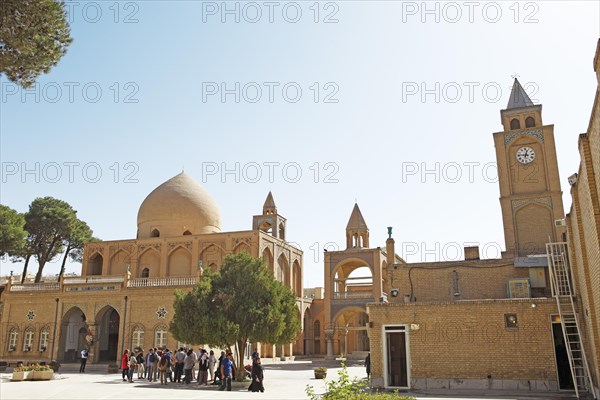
[168,246,192,276]
[331,258,373,298]
[109,249,130,276]
[87,252,103,276]
[95,305,120,362]
[510,118,521,130]
[262,247,274,274]
[279,223,285,240]
[331,306,370,355]
[199,243,225,270]
[138,248,160,278]
[150,228,160,237]
[259,221,273,235]
[525,116,535,128]
[58,306,88,362]
[183,230,192,235]
[292,260,302,296]
[234,241,251,255]
[276,254,289,287]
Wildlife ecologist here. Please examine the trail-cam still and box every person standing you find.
[197,349,209,385]
[174,347,185,383]
[365,352,371,380]
[136,350,145,379]
[121,349,130,382]
[128,352,137,382]
[183,349,194,384]
[158,354,169,385]
[250,357,264,392]
[208,350,217,382]
[218,352,234,391]
[79,348,88,373]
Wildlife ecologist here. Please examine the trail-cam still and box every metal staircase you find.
[546,242,597,399]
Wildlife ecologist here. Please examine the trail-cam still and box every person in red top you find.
[121,349,130,382]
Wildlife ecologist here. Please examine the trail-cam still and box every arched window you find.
[183,230,192,235]
[150,229,160,238]
[313,320,321,338]
[154,325,167,348]
[8,328,18,352]
[132,326,144,350]
[23,328,34,352]
[141,268,150,278]
[525,116,535,128]
[510,118,521,130]
[278,223,285,240]
[39,327,49,351]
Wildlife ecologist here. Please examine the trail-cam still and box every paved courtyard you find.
[0,360,576,400]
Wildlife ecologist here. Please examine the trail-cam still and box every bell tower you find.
[493,78,565,257]
[346,203,369,248]
[253,191,287,240]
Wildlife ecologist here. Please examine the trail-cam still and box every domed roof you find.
[137,172,221,238]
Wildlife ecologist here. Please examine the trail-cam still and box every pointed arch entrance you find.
[96,306,120,362]
[58,307,88,362]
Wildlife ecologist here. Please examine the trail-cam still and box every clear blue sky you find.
[1,0,599,288]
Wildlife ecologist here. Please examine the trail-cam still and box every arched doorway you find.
[58,307,88,362]
[96,307,120,362]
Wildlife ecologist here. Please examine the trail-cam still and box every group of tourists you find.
[116,346,265,392]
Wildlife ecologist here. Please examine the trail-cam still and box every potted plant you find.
[31,363,53,380]
[49,360,61,372]
[314,366,327,379]
[11,365,32,381]
[107,363,119,373]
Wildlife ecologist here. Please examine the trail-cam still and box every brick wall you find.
[367,299,558,388]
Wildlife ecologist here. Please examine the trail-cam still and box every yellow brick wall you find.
[385,260,532,303]
[367,299,558,386]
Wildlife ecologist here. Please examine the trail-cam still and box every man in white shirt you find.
[80,348,88,373]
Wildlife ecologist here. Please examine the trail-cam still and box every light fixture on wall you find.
[531,303,537,308]
[390,289,399,297]
[505,313,518,328]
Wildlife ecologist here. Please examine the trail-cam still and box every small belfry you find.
[253,191,287,240]
[346,203,369,248]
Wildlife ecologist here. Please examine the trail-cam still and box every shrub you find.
[306,362,415,400]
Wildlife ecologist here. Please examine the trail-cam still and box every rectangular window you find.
[23,330,34,351]
[8,331,18,351]
[155,330,167,348]
[132,329,144,349]
[39,329,49,351]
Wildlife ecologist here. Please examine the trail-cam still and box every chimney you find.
[464,246,480,261]
[386,227,395,266]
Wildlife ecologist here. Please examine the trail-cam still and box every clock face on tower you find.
[516,146,536,164]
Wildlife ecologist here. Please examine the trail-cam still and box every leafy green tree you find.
[24,197,75,282]
[0,0,73,88]
[0,204,26,257]
[58,218,95,278]
[170,252,301,379]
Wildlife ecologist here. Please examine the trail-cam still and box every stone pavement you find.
[0,360,577,400]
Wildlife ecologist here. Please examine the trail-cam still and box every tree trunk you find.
[20,254,31,284]
[34,259,46,283]
[236,339,246,381]
[58,243,72,278]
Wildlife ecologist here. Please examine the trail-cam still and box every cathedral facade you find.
[0,172,307,363]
